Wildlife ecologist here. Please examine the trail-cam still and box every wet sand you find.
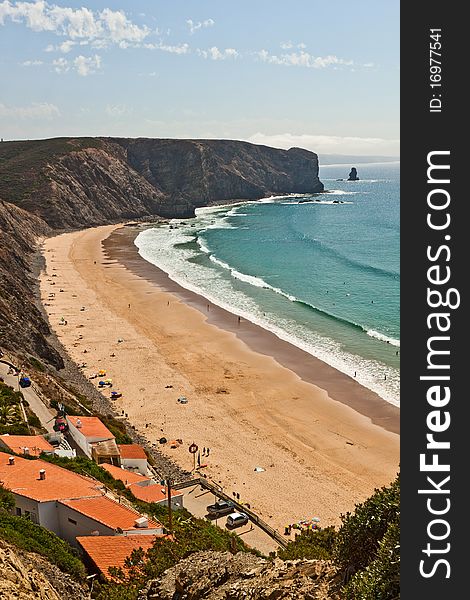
[40,223,399,531]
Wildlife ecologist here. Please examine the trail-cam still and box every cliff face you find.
[116,138,323,216]
[0,137,323,227]
[0,136,322,367]
[0,540,87,600]
[139,551,341,600]
[0,201,63,368]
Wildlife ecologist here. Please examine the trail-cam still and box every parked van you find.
[226,512,249,529]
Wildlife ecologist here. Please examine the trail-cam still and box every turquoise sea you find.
[135,161,400,406]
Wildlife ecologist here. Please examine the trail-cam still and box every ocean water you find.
[135,161,400,407]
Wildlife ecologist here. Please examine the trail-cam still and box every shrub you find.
[27,357,46,372]
[343,521,400,599]
[0,422,30,435]
[27,413,42,428]
[334,474,399,574]
[277,526,337,560]
[0,485,15,512]
[0,508,85,579]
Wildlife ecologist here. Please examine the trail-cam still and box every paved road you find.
[0,361,56,434]
[181,483,279,555]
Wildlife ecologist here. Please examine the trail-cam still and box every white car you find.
[226,512,249,529]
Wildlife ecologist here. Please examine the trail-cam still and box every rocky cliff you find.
[0,200,64,368]
[0,540,87,600]
[0,137,323,228]
[139,551,341,600]
[0,136,322,365]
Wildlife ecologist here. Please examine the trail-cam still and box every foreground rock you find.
[0,540,87,600]
[140,551,342,600]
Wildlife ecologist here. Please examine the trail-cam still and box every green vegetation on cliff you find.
[0,380,29,435]
[0,137,102,205]
[0,484,86,579]
[277,474,400,600]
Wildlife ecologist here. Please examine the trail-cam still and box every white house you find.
[66,416,120,465]
[117,444,149,476]
[101,463,184,510]
[0,453,163,547]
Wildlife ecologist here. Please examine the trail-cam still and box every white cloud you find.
[146,41,189,54]
[73,54,101,76]
[0,101,60,119]
[197,46,238,60]
[21,59,43,66]
[52,56,69,73]
[246,132,400,157]
[59,39,75,52]
[0,1,150,48]
[258,49,353,69]
[280,41,307,50]
[186,18,214,34]
[105,103,131,117]
[52,53,101,75]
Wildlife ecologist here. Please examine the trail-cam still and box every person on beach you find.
[237,316,241,324]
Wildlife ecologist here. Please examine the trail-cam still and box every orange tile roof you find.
[0,434,54,457]
[0,454,103,502]
[59,496,161,531]
[128,483,182,504]
[99,463,182,504]
[67,416,114,440]
[77,535,161,579]
[101,463,148,486]
[118,444,147,459]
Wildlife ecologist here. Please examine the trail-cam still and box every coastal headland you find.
[39,223,399,531]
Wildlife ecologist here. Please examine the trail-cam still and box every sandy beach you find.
[39,223,399,531]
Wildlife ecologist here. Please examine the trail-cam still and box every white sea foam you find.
[135,224,400,407]
[207,248,298,302]
[281,200,354,205]
[367,329,400,347]
[321,178,390,184]
[326,189,359,195]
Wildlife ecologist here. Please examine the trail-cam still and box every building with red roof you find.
[117,443,149,475]
[101,463,184,509]
[0,453,162,547]
[67,416,120,465]
[0,434,54,457]
[77,535,163,579]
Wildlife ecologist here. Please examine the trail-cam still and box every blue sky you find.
[0,0,399,155]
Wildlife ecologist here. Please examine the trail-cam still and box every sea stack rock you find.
[347,167,359,181]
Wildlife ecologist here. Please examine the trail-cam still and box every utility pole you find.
[167,477,173,535]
